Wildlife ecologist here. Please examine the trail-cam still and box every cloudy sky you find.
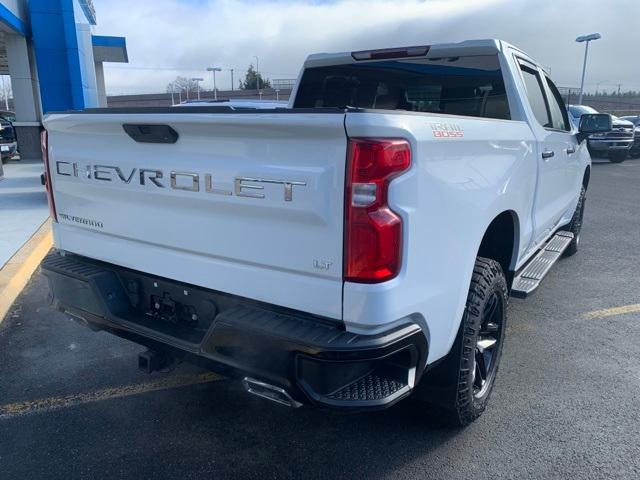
[93,0,638,96]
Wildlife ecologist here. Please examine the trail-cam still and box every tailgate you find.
[44,111,347,319]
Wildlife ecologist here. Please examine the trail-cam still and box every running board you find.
[511,231,574,298]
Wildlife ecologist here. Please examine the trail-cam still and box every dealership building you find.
[0,0,127,158]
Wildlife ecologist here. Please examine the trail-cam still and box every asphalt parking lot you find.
[1,159,639,480]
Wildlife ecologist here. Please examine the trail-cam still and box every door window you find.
[519,64,551,128]
[544,77,571,131]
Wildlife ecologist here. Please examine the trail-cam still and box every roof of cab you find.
[304,39,504,67]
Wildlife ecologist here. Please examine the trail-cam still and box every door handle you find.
[542,150,555,160]
[566,146,576,154]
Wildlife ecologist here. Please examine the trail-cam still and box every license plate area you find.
[118,272,221,345]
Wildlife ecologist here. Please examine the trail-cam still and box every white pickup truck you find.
[41,39,611,425]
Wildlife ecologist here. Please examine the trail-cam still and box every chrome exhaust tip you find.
[242,377,302,408]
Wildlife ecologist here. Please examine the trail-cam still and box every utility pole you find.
[230,69,234,91]
[253,55,260,93]
[170,83,175,105]
[617,83,621,95]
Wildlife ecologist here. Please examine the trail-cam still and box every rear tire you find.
[608,151,627,163]
[561,186,586,257]
[416,258,508,427]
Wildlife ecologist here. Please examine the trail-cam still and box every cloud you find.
[94,0,638,95]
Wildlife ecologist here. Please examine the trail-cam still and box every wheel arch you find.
[477,210,520,287]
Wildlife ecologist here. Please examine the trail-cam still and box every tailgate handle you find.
[123,124,178,144]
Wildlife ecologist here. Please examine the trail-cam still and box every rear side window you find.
[519,64,551,128]
[545,77,570,131]
[294,55,511,120]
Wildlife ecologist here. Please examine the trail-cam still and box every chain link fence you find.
[558,86,640,116]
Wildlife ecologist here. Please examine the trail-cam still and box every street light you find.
[206,67,222,100]
[253,55,260,93]
[191,77,204,100]
[576,33,601,105]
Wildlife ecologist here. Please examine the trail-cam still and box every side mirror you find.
[577,113,612,143]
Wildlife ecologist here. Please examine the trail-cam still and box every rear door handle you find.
[542,150,555,160]
[566,146,576,154]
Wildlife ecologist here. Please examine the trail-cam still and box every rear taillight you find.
[344,138,411,283]
[41,130,57,222]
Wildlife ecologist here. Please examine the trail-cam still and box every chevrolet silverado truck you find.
[40,39,610,426]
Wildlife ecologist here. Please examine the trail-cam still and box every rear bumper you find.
[42,250,428,410]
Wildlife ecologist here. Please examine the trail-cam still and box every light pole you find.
[253,55,260,93]
[191,77,204,100]
[576,33,601,105]
[206,67,222,100]
[170,82,175,105]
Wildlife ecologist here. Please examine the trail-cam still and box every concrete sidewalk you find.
[0,160,49,269]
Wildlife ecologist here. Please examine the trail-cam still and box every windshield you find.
[0,112,16,122]
[568,105,598,116]
[0,124,14,141]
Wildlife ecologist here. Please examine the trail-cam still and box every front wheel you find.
[608,151,628,163]
[561,186,586,257]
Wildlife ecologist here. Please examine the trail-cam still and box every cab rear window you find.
[294,55,510,120]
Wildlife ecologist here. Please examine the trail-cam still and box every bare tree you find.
[166,76,199,100]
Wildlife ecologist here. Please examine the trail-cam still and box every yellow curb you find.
[0,219,53,323]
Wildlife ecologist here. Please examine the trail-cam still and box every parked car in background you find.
[568,105,634,162]
[0,119,17,163]
[619,115,640,158]
[0,110,16,123]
